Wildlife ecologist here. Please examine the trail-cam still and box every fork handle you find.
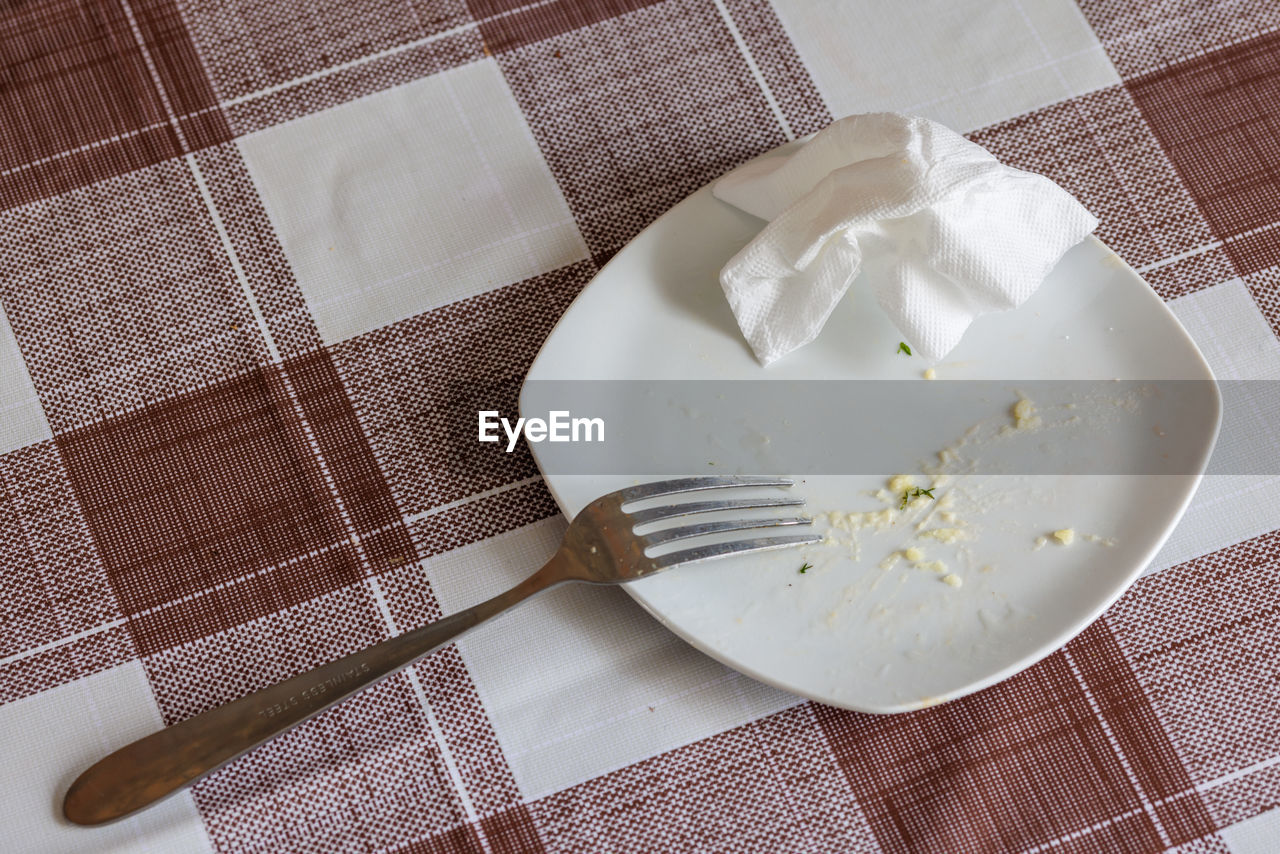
[63,561,567,826]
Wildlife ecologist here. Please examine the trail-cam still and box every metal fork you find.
[64,476,818,825]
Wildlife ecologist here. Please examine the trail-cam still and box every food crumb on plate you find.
[1053,528,1075,545]
[1012,395,1041,430]
[887,473,914,493]
[920,527,970,544]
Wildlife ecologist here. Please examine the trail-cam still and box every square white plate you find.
[522,154,1219,712]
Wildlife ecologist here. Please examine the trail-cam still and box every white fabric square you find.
[0,660,210,853]
[0,299,50,455]
[239,59,588,345]
[772,0,1120,132]
[421,517,801,799]
[1223,806,1280,854]
[1149,279,1280,574]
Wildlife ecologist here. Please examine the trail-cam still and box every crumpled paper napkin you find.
[714,113,1099,364]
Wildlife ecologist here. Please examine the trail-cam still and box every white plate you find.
[522,153,1220,713]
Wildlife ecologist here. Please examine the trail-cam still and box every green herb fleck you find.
[899,486,937,509]
[799,562,812,574]
[897,342,912,356]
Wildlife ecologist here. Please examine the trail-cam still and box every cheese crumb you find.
[1012,396,1042,430]
[858,509,895,530]
[904,547,924,562]
[923,368,936,380]
[887,474,914,493]
[1053,528,1076,545]
[920,560,947,573]
[828,508,896,532]
[941,573,963,588]
[920,527,970,544]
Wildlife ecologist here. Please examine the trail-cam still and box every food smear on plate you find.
[819,472,970,589]
[798,389,1130,601]
[1003,394,1041,433]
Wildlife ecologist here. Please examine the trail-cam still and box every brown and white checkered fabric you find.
[2,0,1279,851]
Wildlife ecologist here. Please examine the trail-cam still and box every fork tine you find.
[619,476,793,503]
[652,534,822,568]
[643,516,811,548]
[629,496,804,526]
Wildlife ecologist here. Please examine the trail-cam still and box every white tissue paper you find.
[714,113,1099,365]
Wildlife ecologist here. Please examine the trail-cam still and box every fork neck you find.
[503,554,578,604]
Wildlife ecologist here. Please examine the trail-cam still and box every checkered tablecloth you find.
[3,0,1280,851]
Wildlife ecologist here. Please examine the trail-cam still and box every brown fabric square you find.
[285,351,414,570]
[813,636,1197,853]
[379,560,530,816]
[528,703,872,853]
[1077,0,1278,78]
[1171,838,1233,854]
[222,27,484,136]
[407,480,560,561]
[176,0,471,102]
[0,158,274,432]
[190,144,323,359]
[393,825,485,854]
[719,0,831,139]
[191,670,475,852]
[143,581,384,722]
[333,262,592,517]
[1105,529,1280,827]
[127,0,225,121]
[1245,266,1280,339]
[470,0,659,53]
[479,804,546,854]
[0,622,134,706]
[1129,30,1280,275]
[56,351,409,656]
[1073,620,1217,845]
[0,0,229,211]
[0,441,119,660]
[969,85,1233,299]
[495,0,814,260]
